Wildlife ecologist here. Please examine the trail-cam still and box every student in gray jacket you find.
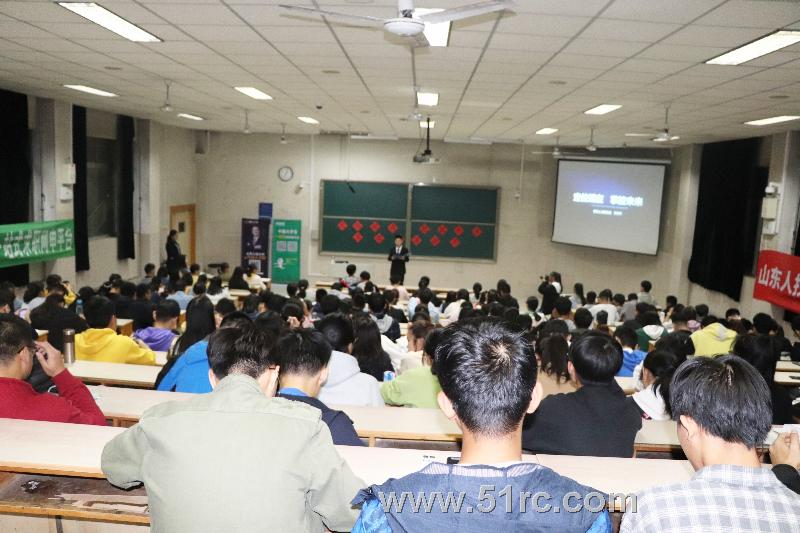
[101,323,364,533]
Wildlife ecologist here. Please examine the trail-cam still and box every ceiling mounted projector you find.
[279,0,514,47]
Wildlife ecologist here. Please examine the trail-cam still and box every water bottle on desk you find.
[63,328,76,366]
[383,370,395,381]
[75,298,84,317]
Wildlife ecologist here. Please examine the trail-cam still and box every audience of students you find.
[355,319,611,531]
[75,296,156,365]
[0,315,105,425]
[522,331,642,457]
[732,334,794,424]
[102,323,364,532]
[274,328,363,446]
[621,356,800,531]
[29,293,88,353]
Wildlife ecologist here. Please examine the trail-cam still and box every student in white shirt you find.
[589,289,619,323]
[245,265,267,291]
[439,289,469,326]
[629,350,685,420]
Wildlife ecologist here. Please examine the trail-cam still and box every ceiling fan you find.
[627,105,680,143]
[278,0,515,47]
[530,136,565,158]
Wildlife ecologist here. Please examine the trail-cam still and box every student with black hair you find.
[663,294,678,318]
[382,289,408,325]
[569,282,586,309]
[523,296,545,327]
[635,310,666,351]
[732,334,793,424]
[129,283,155,331]
[367,292,400,341]
[245,264,268,291]
[381,327,442,408]
[133,300,180,352]
[157,306,247,393]
[614,325,647,377]
[205,276,230,305]
[398,319,436,373]
[537,333,577,398]
[214,298,236,324]
[316,313,383,406]
[343,263,358,290]
[470,282,482,304]
[584,290,597,309]
[590,289,619,323]
[29,293,88,354]
[792,315,800,362]
[357,270,371,290]
[407,287,440,324]
[141,263,156,285]
[440,288,469,326]
[354,319,610,532]
[621,356,800,532]
[351,315,393,381]
[620,293,638,322]
[551,296,576,330]
[17,282,45,320]
[637,280,655,306]
[274,329,363,446]
[495,279,519,309]
[227,266,249,291]
[0,314,105,425]
[573,307,593,330]
[0,286,17,315]
[387,235,409,285]
[690,314,736,356]
[165,279,192,311]
[628,350,684,421]
[242,294,263,320]
[694,303,709,320]
[103,323,364,533]
[75,296,156,365]
[523,331,642,457]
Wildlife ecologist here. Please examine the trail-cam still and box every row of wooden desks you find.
[0,417,697,528]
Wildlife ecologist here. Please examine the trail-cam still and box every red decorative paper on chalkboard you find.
[471,226,482,238]
[430,236,440,247]
[352,220,363,232]
[388,223,398,234]
[454,226,464,236]
[369,221,380,232]
[411,235,422,246]
[353,232,363,243]
[450,237,460,248]
[374,233,385,244]
[420,224,430,234]
[438,224,448,235]
[337,220,348,231]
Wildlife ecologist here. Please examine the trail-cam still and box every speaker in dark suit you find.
[387,235,409,285]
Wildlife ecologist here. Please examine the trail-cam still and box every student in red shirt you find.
[0,314,106,426]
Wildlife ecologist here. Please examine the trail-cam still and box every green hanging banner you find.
[0,219,75,269]
[271,219,301,284]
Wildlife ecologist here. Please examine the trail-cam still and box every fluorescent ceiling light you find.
[57,2,161,43]
[706,30,800,66]
[535,128,558,135]
[177,113,204,121]
[63,84,117,97]
[350,134,399,141]
[420,120,435,129]
[584,104,622,115]
[297,116,319,125]
[443,137,492,145]
[744,115,800,126]
[417,91,439,107]
[415,8,450,47]
[234,86,273,101]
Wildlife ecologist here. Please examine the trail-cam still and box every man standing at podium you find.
[387,235,409,285]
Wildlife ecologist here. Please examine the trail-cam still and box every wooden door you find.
[169,204,196,266]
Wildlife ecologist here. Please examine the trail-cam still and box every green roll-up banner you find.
[0,219,75,268]
[271,219,301,284]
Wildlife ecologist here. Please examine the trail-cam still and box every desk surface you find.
[775,372,800,386]
[777,360,800,372]
[614,376,635,394]
[0,418,695,503]
[69,361,160,388]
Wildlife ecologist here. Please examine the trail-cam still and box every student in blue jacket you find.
[351,318,611,533]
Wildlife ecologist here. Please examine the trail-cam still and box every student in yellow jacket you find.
[76,296,156,366]
[690,320,737,357]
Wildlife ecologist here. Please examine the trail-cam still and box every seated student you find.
[130,284,154,331]
[205,276,230,306]
[389,276,409,302]
[367,293,400,341]
[537,276,559,316]
[634,311,665,351]
[274,329,363,446]
[166,280,193,311]
[342,263,359,290]
[770,431,800,495]
[522,331,642,457]
[102,323,364,532]
[29,293,88,353]
[112,281,136,320]
[75,296,156,365]
[589,289,619,323]
[637,280,656,306]
[570,282,586,309]
[356,270,371,290]
[398,319,435,372]
[584,290,597,310]
[620,293,638,322]
[140,262,156,285]
[621,356,800,532]
[188,263,201,286]
[629,350,684,421]
[792,316,800,362]
[439,288,469,327]
[613,325,647,377]
[381,329,443,408]
[690,315,736,356]
[732,334,794,424]
[573,307,594,332]
[157,303,245,393]
[496,279,519,309]
[383,289,408,325]
[0,315,105,425]
[316,314,384,407]
[551,296,576,330]
[133,300,180,352]
[406,287,440,324]
[17,282,46,320]
[227,266,250,290]
[351,315,393,381]
[245,264,268,291]
[537,333,578,398]
[353,319,611,532]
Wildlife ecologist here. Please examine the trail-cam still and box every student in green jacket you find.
[381,328,443,408]
[101,323,364,533]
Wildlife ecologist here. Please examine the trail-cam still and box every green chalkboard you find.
[320,180,498,261]
[409,185,498,260]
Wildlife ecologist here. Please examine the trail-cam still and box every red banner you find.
[753,250,800,312]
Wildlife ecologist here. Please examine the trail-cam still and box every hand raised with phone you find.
[33,341,66,377]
